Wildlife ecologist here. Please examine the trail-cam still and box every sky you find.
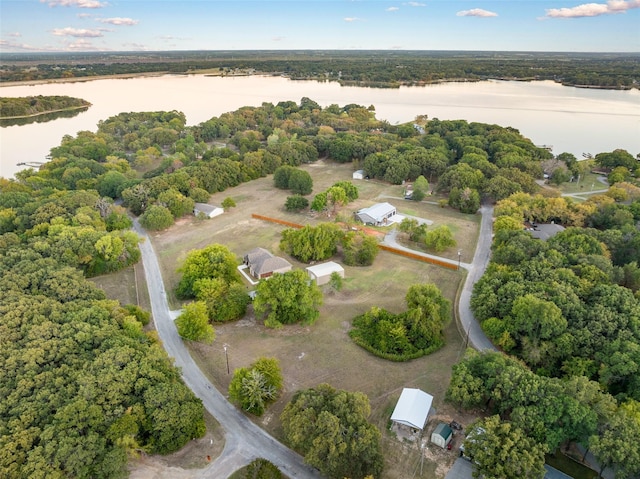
[1,0,639,53]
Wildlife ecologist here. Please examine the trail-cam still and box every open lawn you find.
[144,160,481,478]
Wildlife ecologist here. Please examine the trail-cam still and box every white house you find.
[352,169,365,180]
[355,202,397,226]
[306,261,345,285]
[194,203,224,218]
[390,388,434,431]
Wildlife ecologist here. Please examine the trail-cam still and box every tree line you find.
[0,95,90,119]
[2,51,637,90]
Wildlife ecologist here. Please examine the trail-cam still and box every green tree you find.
[176,243,240,298]
[221,197,236,209]
[342,230,379,266]
[424,225,457,252]
[242,458,283,478]
[253,270,323,328]
[138,204,174,230]
[157,188,195,218]
[175,301,215,343]
[194,277,249,322]
[229,357,284,416]
[281,384,383,479]
[280,223,342,263]
[310,192,328,212]
[288,169,313,195]
[463,416,547,479]
[413,175,429,200]
[285,195,309,212]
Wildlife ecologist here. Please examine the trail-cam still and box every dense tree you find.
[175,301,215,343]
[138,204,174,230]
[424,225,457,252]
[342,230,379,266]
[253,270,323,328]
[463,416,547,479]
[284,195,309,212]
[241,458,283,479]
[229,357,283,415]
[280,223,342,263]
[194,277,249,322]
[176,243,241,299]
[281,384,383,479]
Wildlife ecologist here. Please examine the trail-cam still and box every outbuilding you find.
[390,388,434,432]
[194,203,224,219]
[306,261,345,285]
[431,422,453,449]
[353,169,365,180]
[355,202,397,226]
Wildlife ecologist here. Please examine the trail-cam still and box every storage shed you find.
[353,169,365,180]
[390,388,433,431]
[306,261,345,285]
[194,203,224,218]
[431,422,453,449]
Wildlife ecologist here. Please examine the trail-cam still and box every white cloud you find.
[77,13,92,18]
[272,36,285,42]
[343,17,362,22]
[66,38,103,50]
[405,2,426,6]
[457,8,498,17]
[41,0,107,8]
[52,27,104,37]
[544,0,640,18]
[6,32,22,37]
[97,17,139,26]
[0,39,53,51]
[386,7,399,12]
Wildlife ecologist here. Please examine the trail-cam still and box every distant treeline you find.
[1,50,638,90]
[0,95,91,119]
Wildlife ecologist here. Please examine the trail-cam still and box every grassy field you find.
[142,160,482,478]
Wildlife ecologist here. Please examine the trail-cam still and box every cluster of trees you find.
[238,458,283,479]
[398,218,457,253]
[281,384,384,479]
[228,357,283,416]
[175,244,249,330]
[273,165,313,195]
[0,201,205,477]
[280,222,379,266]
[309,180,359,213]
[350,283,450,360]
[0,95,91,118]
[447,350,640,479]
[253,270,323,329]
[4,51,637,90]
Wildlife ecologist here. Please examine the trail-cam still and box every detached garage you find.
[390,388,434,432]
[306,261,345,286]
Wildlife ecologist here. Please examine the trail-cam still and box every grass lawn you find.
[556,171,608,195]
[136,160,482,478]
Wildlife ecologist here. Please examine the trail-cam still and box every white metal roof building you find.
[193,203,224,218]
[306,261,345,285]
[390,388,434,431]
[355,202,397,226]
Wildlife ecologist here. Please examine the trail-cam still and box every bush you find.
[285,195,309,212]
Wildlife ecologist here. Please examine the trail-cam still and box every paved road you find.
[133,220,323,479]
[381,205,496,351]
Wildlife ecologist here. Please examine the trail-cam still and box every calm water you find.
[1,75,638,178]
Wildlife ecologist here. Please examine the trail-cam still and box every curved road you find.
[381,205,496,351]
[133,220,323,479]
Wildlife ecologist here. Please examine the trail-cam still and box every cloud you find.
[272,36,285,42]
[97,17,139,26]
[6,32,22,37]
[544,0,640,18]
[41,0,107,8]
[343,17,362,22]
[77,13,92,18]
[0,39,54,51]
[52,27,105,37]
[456,8,498,17]
[386,7,399,11]
[405,2,426,6]
[66,38,104,50]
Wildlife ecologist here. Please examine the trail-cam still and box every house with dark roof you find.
[243,247,292,279]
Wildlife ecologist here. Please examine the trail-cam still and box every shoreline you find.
[0,103,91,120]
[0,71,168,88]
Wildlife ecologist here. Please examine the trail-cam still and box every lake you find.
[1,74,639,179]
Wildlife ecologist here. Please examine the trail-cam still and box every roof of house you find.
[245,247,273,264]
[194,203,222,214]
[253,256,292,276]
[306,261,344,278]
[356,202,396,223]
[433,422,453,440]
[390,388,434,430]
[528,223,565,241]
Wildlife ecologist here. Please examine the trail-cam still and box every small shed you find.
[194,203,223,218]
[431,422,453,449]
[355,202,397,226]
[353,169,365,180]
[306,261,345,285]
[390,388,433,432]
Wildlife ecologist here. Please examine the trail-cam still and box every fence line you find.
[377,244,459,270]
[251,213,304,229]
